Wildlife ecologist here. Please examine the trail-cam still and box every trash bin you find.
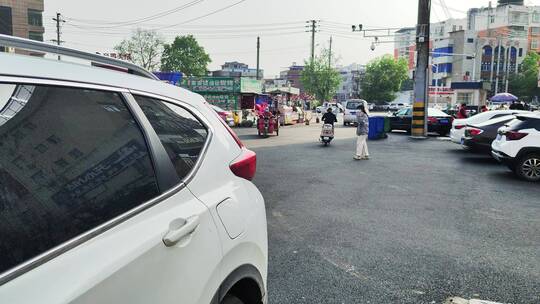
[383,116,391,133]
[368,116,386,140]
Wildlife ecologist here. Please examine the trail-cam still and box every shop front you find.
[181,77,263,113]
[180,77,240,110]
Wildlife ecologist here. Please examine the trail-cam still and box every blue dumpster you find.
[368,116,386,140]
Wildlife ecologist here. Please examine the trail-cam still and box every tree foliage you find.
[160,35,211,76]
[114,29,163,71]
[300,49,341,102]
[508,52,540,102]
[360,55,409,103]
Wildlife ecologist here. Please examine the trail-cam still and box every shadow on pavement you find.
[460,156,500,165]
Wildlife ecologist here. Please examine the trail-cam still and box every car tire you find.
[515,153,540,182]
[221,295,245,304]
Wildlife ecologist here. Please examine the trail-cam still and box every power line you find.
[156,0,249,30]
[66,0,204,28]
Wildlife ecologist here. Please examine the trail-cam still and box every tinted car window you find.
[507,116,540,131]
[134,96,208,180]
[0,84,160,274]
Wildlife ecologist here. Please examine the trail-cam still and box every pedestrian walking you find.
[354,104,369,160]
[457,103,468,119]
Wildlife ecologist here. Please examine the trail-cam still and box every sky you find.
[42,0,540,77]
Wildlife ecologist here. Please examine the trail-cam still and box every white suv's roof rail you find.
[0,34,158,81]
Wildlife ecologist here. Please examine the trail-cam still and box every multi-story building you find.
[0,0,44,53]
[335,63,366,102]
[212,61,263,79]
[394,0,540,106]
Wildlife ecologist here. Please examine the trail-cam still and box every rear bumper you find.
[492,149,514,165]
[450,128,463,143]
[428,124,451,133]
[343,114,356,123]
[462,138,491,152]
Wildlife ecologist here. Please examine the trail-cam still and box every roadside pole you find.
[494,39,502,94]
[411,0,431,138]
[256,36,260,80]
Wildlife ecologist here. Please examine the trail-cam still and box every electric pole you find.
[308,20,317,63]
[256,36,260,80]
[52,12,65,60]
[328,36,333,67]
[411,0,431,138]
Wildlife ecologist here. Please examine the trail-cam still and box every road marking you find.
[444,297,508,304]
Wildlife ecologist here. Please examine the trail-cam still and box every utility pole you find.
[256,36,260,80]
[494,40,502,94]
[309,20,317,63]
[328,36,332,67]
[51,12,65,60]
[411,0,431,138]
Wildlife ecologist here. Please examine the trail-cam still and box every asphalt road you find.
[235,119,540,304]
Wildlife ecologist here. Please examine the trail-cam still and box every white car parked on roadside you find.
[343,99,366,126]
[0,35,267,304]
[492,113,540,181]
[450,110,529,144]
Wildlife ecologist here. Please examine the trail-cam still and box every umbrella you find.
[490,93,518,103]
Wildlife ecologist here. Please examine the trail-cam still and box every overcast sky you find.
[43,0,540,77]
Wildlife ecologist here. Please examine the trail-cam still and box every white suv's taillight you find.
[230,149,257,180]
[505,131,528,141]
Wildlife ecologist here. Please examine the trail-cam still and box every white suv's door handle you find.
[163,216,200,247]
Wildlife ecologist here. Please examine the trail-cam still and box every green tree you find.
[161,35,211,76]
[300,49,341,102]
[508,52,540,102]
[361,55,409,103]
[114,29,163,71]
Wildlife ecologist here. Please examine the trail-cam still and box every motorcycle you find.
[320,124,334,146]
[257,110,278,138]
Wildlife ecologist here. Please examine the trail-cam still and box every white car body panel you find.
[0,189,222,304]
[450,110,530,144]
[0,50,267,303]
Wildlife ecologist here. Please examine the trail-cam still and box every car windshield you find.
[427,108,449,117]
[346,101,361,109]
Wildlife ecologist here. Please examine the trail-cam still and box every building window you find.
[467,38,474,43]
[0,6,12,36]
[457,93,473,104]
[519,48,523,57]
[533,12,540,23]
[532,27,540,35]
[490,15,495,24]
[28,31,43,42]
[532,40,539,50]
[27,9,43,27]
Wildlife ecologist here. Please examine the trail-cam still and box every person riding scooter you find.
[322,108,337,126]
[320,108,337,146]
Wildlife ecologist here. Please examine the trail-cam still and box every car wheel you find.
[515,153,540,182]
[221,295,244,304]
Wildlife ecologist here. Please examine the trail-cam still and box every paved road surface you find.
[235,121,540,304]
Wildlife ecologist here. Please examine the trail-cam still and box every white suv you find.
[492,113,540,182]
[0,35,267,303]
